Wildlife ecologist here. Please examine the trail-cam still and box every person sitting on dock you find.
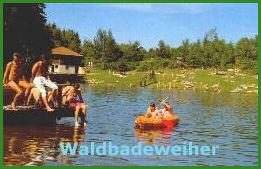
[26,87,41,107]
[61,84,74,105]
[3,52,33,110]
[31,54,58,112]
[27,86,54,108]
[62,83,88,127]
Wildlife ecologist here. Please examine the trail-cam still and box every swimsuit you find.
[68,99,83,109]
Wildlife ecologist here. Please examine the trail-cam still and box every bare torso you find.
[162,106,174,118]
[146,107,162,118]
[8,61,22,82]
[34,61,48,77]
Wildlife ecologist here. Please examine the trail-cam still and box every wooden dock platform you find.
[3,83,77,125]
[4,105,75,125]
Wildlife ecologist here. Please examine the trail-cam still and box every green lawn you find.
[85,68,258,94]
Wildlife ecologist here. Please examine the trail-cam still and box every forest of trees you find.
[81,28,258,74]
[4,3,52,64]
[4,4,258,73]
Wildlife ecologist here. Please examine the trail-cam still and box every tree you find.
[235,37,257,60]
[155,40,171,59]
[81,40,95,61]
[203,28,218,44]
[64,30,81,53]
[235,36,258,72]
[177,39,190,63]
[47,24,82,53]
[93,29,122,69]
[187,40,203,67]
[4,3,53,63]
[120,41,145,62]
[47,23,63,47]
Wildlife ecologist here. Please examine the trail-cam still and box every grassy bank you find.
[85,69,258,95]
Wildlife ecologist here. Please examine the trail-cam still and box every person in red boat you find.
[145,102,162,118]
[161,101,174,118]
[160,101,179,128]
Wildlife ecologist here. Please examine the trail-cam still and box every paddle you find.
[158,94,172,105]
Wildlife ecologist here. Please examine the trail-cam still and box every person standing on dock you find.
[3,52,33,110]
[31,54,58,112]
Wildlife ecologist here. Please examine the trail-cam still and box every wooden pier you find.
[4,105,75,125]
[3,84,76,125]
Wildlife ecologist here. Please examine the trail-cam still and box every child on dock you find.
[62,83,88,127]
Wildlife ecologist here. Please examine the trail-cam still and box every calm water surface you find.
[4,86,258,166]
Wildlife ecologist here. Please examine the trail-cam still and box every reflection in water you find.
[4,86,258,166]
[4,125,86,166]
[135,127,176,145]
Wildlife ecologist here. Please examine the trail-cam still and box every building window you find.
[55,65,58,68]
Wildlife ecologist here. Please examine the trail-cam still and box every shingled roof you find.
[50,47,83,57]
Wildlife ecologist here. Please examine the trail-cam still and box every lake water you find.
[4,86,258,166]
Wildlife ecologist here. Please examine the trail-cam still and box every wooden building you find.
[48,47,85,75]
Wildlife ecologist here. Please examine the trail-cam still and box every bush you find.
[137,60,155,71]
[117,62,128,73]
[237,59,258,74]
[136,59,174,71]
[126,61,139,71]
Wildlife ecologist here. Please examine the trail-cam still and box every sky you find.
[45,3,258,49]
